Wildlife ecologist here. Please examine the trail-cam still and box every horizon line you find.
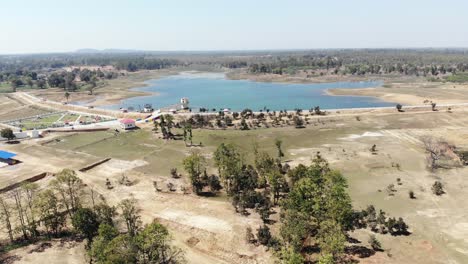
[2,47,468,56]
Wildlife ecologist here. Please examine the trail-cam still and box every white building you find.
[120,119,136,130]
[180,97,189,109]
[143,104,153,113]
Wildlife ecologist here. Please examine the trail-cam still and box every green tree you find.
[50,169,83,219]
[135,220,185,263]
[94,203,118,226]
[280,209,314,252]
[21,183,39,237]
[280,156,353,259]
[103,234,138,264]
[64,91,70,102]
[37,79,46,89]
[11,188,29,239]
[254,149,276,188]
[164,114,174,133]
[317,220,346,261]
[1,128,16,142]
[0,195,14,242]
[279,246,305,264]
[240,118,249,130]
[183,151,206,194]
[287,164,308,187]
[317,253,334,264]
[90,224,120,263]
[275,138,285,162]
[119,198,141,237]
[268,170,286,205]
[72,207,100,246]
[213,143,242,193]
[35,189,65,237]
[26,77,34,88]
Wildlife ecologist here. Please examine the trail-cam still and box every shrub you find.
[257,225,272,246]
[432,181,444,195]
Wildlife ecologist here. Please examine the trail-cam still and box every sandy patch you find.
[416,209,448,218]
[158,209,232,233]
[340,131,384,140]
[87,159,147,177]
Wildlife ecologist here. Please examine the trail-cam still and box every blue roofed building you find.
[0,150,18,166]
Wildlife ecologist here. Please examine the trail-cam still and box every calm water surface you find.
[105,72,393,111]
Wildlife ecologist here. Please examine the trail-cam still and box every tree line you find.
[0,169,183,263]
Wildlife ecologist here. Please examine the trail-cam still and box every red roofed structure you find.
[120,118,136,130]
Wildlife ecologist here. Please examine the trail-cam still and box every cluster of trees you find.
[353,205,409,235]
[87,198,184,264]
[244,49,468,78]
[278,154,410,262]
[0,169,183,263]
[114,58,181,72]
[48,68,118,93]
[221,61,248,69]
[0,169,83,243]
[0,53,183,73]
[182,151,222,195]
[0,70,45,92]
[0,66,119,93]
[154,115,175,139]
[172,107,328,132]
[182,140,411,263]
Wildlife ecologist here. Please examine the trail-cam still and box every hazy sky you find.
[1,0,468,54]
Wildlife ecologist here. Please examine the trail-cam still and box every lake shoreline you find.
[58,69,466,112]
[100,71,394,111]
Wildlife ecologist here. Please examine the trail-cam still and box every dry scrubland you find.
[2,89,468,263]
[26,69,181,107]
[328,79,468,106]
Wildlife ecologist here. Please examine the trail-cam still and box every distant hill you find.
[75,48,145,54]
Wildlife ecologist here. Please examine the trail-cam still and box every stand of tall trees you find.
[0,169,184,264]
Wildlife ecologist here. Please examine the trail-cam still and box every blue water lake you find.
[106,72,394,111]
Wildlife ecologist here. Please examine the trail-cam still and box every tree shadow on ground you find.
[345,245,376,258]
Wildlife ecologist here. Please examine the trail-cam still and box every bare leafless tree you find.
[421,136,461,171]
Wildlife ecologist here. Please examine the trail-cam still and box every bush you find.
[396,104,403,112]
[257,225,272,246]
[432,181,444,195]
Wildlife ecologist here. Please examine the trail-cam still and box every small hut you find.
[119,119,136,130]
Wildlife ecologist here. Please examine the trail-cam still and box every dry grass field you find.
[2,104,468,263]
